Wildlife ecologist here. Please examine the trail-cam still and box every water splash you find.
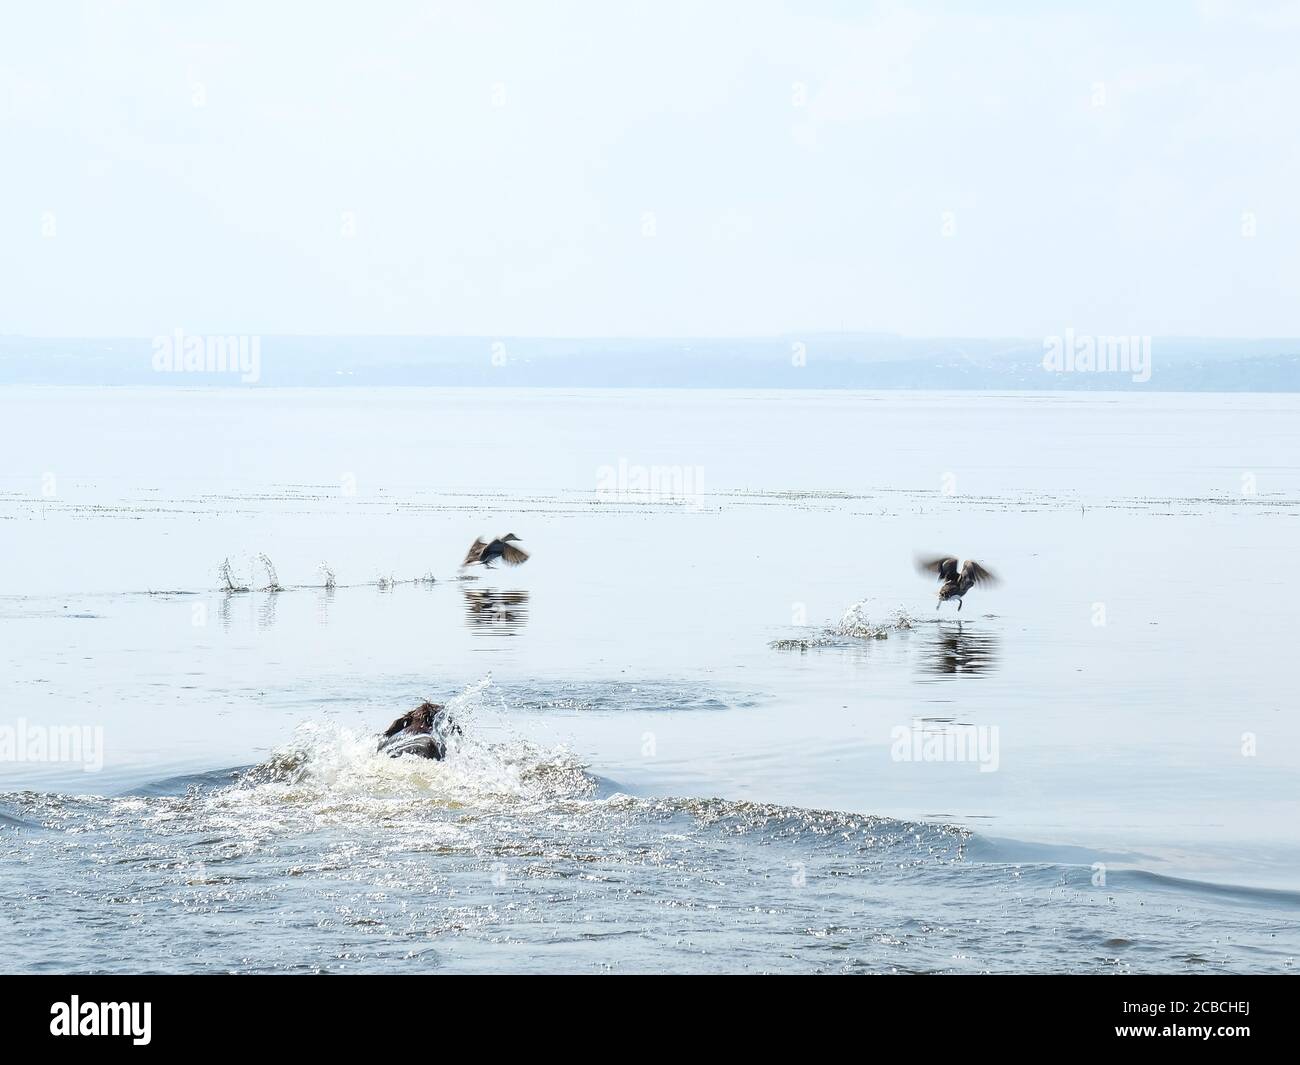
[772,599,914,649]
[217,557,249,593]
[256,553,283,592]
[238,677,596,812]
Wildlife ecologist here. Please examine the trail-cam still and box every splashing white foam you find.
[832,599,913,639]
[773,599,914,648]
[234,677,594,816]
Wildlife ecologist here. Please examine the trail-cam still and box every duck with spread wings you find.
[916,554,998,612]
[461,533,529,570]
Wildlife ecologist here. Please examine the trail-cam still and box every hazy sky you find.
[2,0,1298,338]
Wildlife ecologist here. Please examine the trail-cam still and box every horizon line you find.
[4,332,1300,343]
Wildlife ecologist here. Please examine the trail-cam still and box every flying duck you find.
[462,533,529,569]
[916,554,998,612]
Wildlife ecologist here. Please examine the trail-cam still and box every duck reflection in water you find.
[462,588,530,634]
[918,621,1000,678]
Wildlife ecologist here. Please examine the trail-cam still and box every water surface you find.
[2,387,1297,972]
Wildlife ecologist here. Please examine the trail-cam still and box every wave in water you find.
[1,680,1296,974]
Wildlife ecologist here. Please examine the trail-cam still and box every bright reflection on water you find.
[2,387,1299,972]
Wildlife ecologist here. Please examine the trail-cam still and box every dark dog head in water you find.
[378,701,458,760]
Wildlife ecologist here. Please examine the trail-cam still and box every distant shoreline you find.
[2,335,1297,391]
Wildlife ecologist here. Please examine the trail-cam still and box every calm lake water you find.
[2,386,1298,973]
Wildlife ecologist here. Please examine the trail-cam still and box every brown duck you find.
[462,533,529,569]
[916,554,998,612]
[378,701,458,760]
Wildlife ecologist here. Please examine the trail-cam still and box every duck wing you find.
[462,537,489,566]
[500,543,530,566]
[960,560,997,586]
[916,554,959,582]
[382,713,412,738]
